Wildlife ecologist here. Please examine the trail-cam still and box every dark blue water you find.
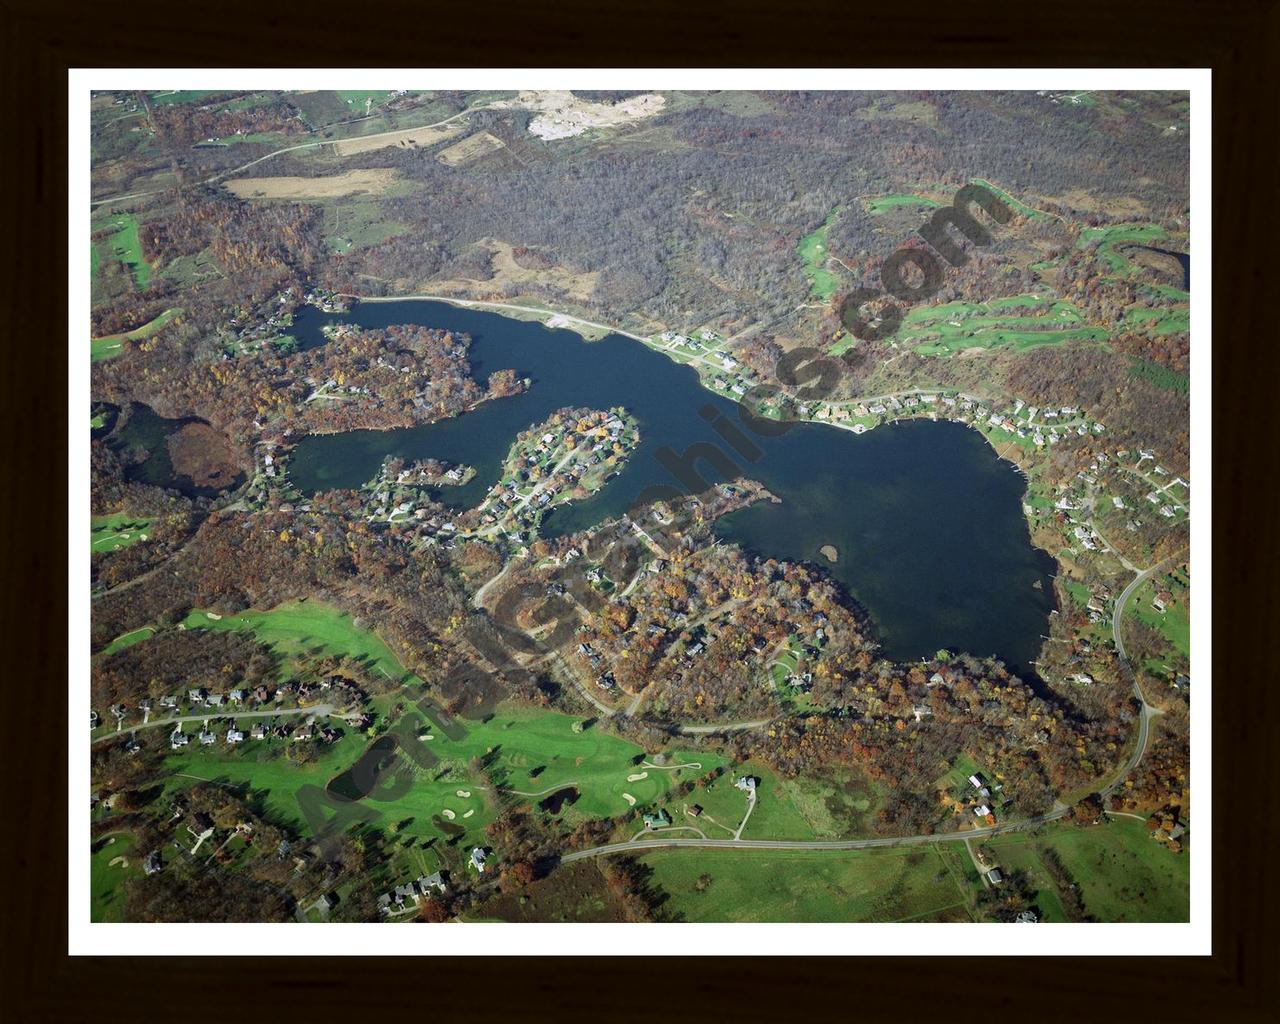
[287,302,1055,672]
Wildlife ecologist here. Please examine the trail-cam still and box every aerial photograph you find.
[86,85,1193,926]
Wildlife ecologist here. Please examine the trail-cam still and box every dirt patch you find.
[493,90,665,141]
[1054,188,1149,219]
[430,239,598,304]
[166,422,243,491]
[226,168,401,200]
[437,131,506,167]
[332,122,465,156]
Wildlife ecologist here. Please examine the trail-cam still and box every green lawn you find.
[987,817,1189,922]
[865,193,939,214]
[797,208,843,302]
[1129,581,1191,657]
[181,600,417,684]
[91,513,153,552]
[91,307,179,362]
[165,701,723,846]
[100,626,156,656]
[106,213,150,287]
[90,831,141,922]
[640,845,972,922]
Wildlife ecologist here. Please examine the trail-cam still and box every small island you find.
[819,544,839,564]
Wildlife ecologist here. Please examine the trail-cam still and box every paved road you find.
[1103,551,1186,788]
[560,808,1069,863]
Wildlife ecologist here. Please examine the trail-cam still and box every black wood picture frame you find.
[3,0,1275,1018]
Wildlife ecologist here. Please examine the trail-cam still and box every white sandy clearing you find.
[455,790,471,798]
[493,90,665,141]
[441,809,456,820]
[622,793,636,806]
[626,772,649,782]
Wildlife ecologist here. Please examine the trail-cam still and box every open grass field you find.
[91,307,180,362]
[331,121,465,157]
[225,168,402,200]
[91,513,152,552]
[181,600,416,684]
[797,208,843,302]
[335,90,400,112]
[639,845,972,922]
[987,817,1189,922]
[437,131,507,167]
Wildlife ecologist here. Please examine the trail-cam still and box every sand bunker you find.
[626,772,649,782]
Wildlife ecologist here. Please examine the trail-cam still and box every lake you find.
[287,302,1056,673]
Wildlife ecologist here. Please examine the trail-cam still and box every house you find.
[206,693,225,708]
[170,729,189,749]
[250,724,267,740]
[198,727,216,745]
[642,810,672,829]
[226,728,245,744]
[187,812,215,842]
[1015,910,1038,924]
[143,850,163,876]
[418,871,448,895]
[928,670,951,688]
[974,804,992,817]
[469,847,489,873]
[968,774,984,789]
[735,776,758,793]
[160,695,178,709]
[230,689,247,704]
[688,804,703,817]
[986,868,1003,884]
[188,688,207,705]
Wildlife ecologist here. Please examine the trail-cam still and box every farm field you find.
[225,168,402,200]
[91,513,152,552]
[639,845,972,922]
